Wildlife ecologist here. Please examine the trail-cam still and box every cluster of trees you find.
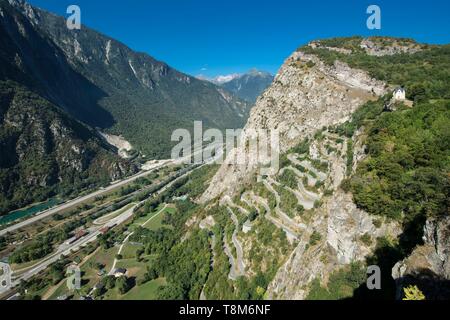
[92,274,134,298]
[205,211,285,300]
[304,39,449,226]
[172,165,220,199]
[279,170,299,189]
[156,229,211,299]
[303,40,450,103]
[131,195,213,299]
[47,260,68,285]
[300,39,449,300]
[130,227,176,256]
[0,236,6,251]
[139,265,159,285]
[10,214,90,264]
[254,182,276,211]
[9,238,53,264]
[0,81,136,216]
[274,184,303,218]
[98,229,120,250]
[306,262,367,300]
[15,258,70,300]
[116,276,133,295]
[233,271,276,300]
[350,101,449,222]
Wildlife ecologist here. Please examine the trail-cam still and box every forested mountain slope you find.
[0,0,250,214]
[0,81,137,215]
[1,0,251,158]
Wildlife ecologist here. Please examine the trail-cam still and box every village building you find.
[113,268,127,278]
[393,87,406,101]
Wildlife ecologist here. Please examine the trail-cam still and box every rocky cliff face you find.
[264,129,400,299]
[198,39,414,299]
[309,37,424,57]
[392,216,450,299]
[201,49,386,203]
[267,188,400,299]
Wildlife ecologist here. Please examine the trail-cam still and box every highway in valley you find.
[0,144,225,296]
[11,203,138,286]
[0,141,223,237]
[0,161,171,237]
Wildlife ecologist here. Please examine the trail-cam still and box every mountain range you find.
[201,70,274,103]
[1,0,251,159]
[0,0,449,302]
[0,0,250,214]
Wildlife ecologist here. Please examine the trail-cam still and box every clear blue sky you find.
[28,0,450,77]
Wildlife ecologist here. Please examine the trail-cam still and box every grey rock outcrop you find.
[360,38,423,56]
[201,49,387,203]
[392,216,450,299]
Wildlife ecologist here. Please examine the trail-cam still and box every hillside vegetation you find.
[304,37,450,223]
[0,81,136,215]
[0,0,250,159]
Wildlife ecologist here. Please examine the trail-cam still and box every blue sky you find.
[28,0,450,77]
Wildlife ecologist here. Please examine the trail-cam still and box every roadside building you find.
[113,268,127,278]
[99,226,110,235]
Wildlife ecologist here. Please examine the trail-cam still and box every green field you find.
[103,277,166,300]
[115,255,156,279]
[119,242,144,260]
[131,205,175,231]
[123,278,167,300]
[45,204,176,300]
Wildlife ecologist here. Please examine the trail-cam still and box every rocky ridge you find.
[200,48,387,203]
[198,38,414,299]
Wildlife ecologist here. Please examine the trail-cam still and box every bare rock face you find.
[200,50,387,203]
[392,216,450,299]
[199,45,395,299]
[326,191,400,265]
[266,188,401,300]
[360,38,423,56]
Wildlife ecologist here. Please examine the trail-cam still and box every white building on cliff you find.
[393,87,406,101]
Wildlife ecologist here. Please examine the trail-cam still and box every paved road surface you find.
[11,204,138,286]
[0,142,223,237]
[227,207,246,276]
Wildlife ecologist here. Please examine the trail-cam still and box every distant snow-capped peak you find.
[197,69,273,85]
[196,73,241,84]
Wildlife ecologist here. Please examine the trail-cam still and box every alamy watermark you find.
[367,265,381,290]
[171,121,280,177]
[66,5,81,30]
[367,5,381,30]
[0,262,12,294]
